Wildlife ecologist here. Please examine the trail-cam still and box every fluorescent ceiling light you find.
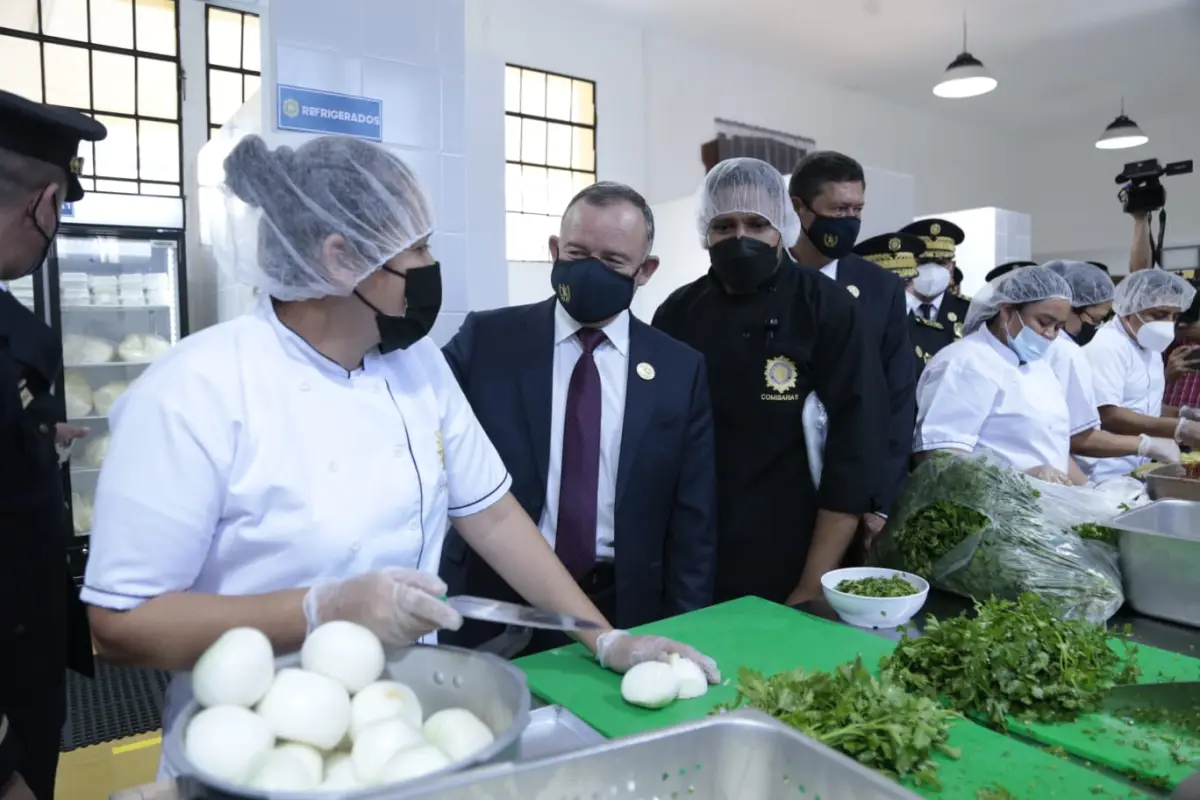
[933,53,997,99]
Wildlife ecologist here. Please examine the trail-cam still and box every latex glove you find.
[302,568,462,646]
[1179,406,1200,422]
[1025,465,1072,485]
[1176,418,1200,447]
[595,630,721,684]
[1138,434,1182,463]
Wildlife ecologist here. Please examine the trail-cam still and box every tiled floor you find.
[55,731,161,800]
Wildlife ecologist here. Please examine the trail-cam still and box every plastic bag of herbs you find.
[868,450,1125,622]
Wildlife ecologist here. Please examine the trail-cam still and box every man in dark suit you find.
[899,218,971,378]
[441,182,717,655]
[786,151,916,527]
[1,90,104,800]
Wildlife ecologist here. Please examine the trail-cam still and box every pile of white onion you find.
[184,622,495,792]
[619,653,709,709]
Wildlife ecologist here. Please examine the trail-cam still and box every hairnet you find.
[1042,260,1115,309]
[217,134,433,301]
[963,265,1073,335]
[1111,268,1197,317]
[695,157,802,249]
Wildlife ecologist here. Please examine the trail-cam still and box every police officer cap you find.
[900,218,965,262]
[851,232,925,279]
[0,89,107,202]
[1087,261,1110,274]
[985,260,1037,283]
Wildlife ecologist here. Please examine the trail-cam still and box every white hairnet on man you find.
[1043,260,1114,308]
[964,265,1074,335]
[217,134,434,301]
[695,157,802,248]
[1112,268,1196,317]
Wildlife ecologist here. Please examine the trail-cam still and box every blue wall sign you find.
[276,84,383,142]
[61,202,75,219]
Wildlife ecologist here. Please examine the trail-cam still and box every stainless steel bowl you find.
[160,644,531,799]
[1111,499,1200,627]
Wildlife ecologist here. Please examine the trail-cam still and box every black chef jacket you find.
[0,288,93,800]
[652,260,887,604]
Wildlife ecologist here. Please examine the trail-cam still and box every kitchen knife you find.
[444,595,604,632]
[1101,682,1200,728]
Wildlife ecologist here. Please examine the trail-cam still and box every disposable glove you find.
[1138,434,1182,463]
[303,568,462,646]
[1175,418,1200,447]
[1025,464,1072,485]
[595,630,721,684]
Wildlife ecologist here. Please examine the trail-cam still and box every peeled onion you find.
[274,743,323,785]
[421,708,495,761]
[256,668,350,750]
[246,747,318,791]
[192,627,275,709]
[351,718,426,784]
[620,661,680,709]
[321,752,360,790]
[302,621,385,693]
[184,705,274,784]
[351,680,423,739]
[377,744,452,783]
[669,653,709,699]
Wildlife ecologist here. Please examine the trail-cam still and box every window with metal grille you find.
[504,65,596,262]
[205,5,260,140]
[0,0,182,197]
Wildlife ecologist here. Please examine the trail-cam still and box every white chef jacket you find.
[538,301,628,559]
[81,299,511,767]
[914,326,1072,473]
[1046,330,1102,435]
[1079,319,1165,483]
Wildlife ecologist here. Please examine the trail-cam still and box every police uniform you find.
[0,90,106,800]
[652,259,886,604]
[899,218,971,378]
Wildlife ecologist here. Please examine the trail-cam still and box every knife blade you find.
[1101,682,1200,731]
[444,595,604,632]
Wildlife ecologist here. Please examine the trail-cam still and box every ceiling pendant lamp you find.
[933,13,997,99]
[1095,99,1149,150]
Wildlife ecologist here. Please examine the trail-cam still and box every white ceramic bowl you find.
[820,567,929,629]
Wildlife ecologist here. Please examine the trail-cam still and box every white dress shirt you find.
[537,301,629,560]
[81,299,510,769]
[1080,319,1165,483]
[906,291,944,318]
[1046,330,1102,435]
[819,259,839,281]
[914,327,1072,472]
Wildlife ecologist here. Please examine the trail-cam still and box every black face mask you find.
[708,236,780,293]
[355,261,442,354]
[551,258,636,324]
[804,212,861,259]
[1073,321,1098,346]
[16,194,59,279]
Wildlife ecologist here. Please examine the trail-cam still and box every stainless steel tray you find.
[393,709,920,800]
[1144,464,1200,502]
[1111,499,1200,628]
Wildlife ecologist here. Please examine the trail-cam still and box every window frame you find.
[0,0,184,197]
[504,63,597,263]
[203,4,261,140]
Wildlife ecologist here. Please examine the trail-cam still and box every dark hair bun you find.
[224,134,274,208]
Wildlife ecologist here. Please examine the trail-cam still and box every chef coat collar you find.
[257,297,379,379]
[553,299,630,357]
[980,323,1021,368]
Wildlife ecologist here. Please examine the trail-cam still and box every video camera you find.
[1116,158,1193,214]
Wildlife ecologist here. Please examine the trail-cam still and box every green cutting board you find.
[516,597,1149,799]
[999,641,1200,791]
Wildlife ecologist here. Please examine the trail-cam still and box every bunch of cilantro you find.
[719,656,961,790]
[882,593,1141,728]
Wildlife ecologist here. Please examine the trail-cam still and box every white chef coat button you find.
[328,461,338,472]
[299,380,311,392]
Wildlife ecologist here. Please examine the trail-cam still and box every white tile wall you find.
[269,0,474,344]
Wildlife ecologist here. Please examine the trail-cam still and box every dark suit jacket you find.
[439,298,717,639]
[829,255,916,513]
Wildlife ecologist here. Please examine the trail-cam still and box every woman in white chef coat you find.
[1041,260,1180,472]
[1082,268,1199,483]
[82,135,717,761]
[913,266,1081,485]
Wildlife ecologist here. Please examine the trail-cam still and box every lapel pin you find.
[636,362,656,380]
[847,284,860,298]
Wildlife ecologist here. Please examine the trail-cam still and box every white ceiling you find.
[573,0,1200,132]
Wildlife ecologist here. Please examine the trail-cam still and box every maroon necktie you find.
[555,328,605,580]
